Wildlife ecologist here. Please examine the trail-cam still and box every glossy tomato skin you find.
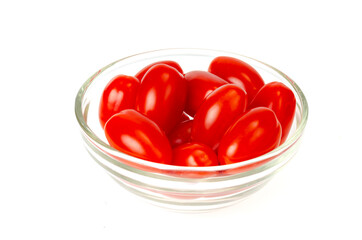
[135,60,183,81]
[184,70,228,116]
[136,64,187,133]
[208,56,265,103]
[168,120,193,148]
[104,109,172,164]
[172,143,219,167]
[249,82,296,144]
[191,84,247,150]
[180,112,191,122]
[218,107,282,165]
[98,75,139,128]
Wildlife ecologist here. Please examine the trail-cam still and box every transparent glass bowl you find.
[75,48,308,212]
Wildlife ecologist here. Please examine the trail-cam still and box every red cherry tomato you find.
[219,158,272,176]
[98,75,139,128]
[184,70,227,116]
[249,82,296,144]
[168,120,193,148]
[136,64,187,133]
[191,84,247,150]
[180,112,191,122]
[172,143,218,167]
[208,56,265,103]
[104,109,172,164]
[135,60,183,81]
[218,107,282,164]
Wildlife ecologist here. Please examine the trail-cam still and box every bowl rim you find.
[74,48,309,173]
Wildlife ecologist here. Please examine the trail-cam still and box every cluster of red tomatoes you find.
[99,56,296,167]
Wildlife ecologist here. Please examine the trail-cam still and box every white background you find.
[1,0,361,239]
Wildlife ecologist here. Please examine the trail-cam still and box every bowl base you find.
[109,174,270,212]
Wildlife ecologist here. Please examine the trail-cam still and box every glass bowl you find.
[75,48,308,212]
